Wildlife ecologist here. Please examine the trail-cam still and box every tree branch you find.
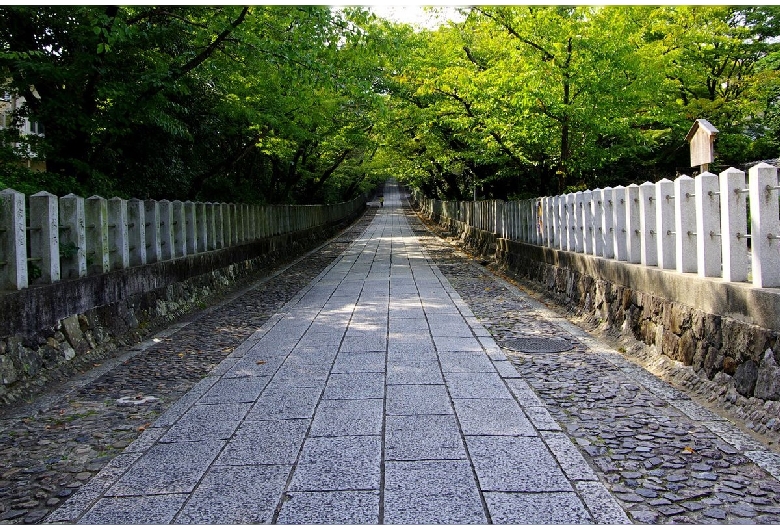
[475,7,555,62]
[141,6,250,100]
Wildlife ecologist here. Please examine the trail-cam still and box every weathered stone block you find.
[662,330,680,361]
[0,354,18,385]
[679,331,695,365]
[14,344,42,377]
[62,344,76,361]
[621,288,633,310]
[734,359,759,397]
[709,318,723,349]
[704,347,725,379]
[61,315,87,354]
[662,303,688,335]
[755,349,780,401]
[723,356,737,375]
[640,320,656,346]
[39,344,60,369]
[692,343,707,372]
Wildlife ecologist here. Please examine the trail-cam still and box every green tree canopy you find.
[1,6,778,202]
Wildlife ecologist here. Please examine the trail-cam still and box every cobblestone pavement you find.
[408,209,780,524]
[47,181,628,524]
[0,211,377,524]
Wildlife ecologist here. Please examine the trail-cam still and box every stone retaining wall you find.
[0,211,364,404]
[417,207,780,434]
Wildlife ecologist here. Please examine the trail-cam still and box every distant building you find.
[0,89,47,171]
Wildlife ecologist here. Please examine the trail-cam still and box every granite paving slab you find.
[386,384,453,416]
[309,398,383,437]
[276,491,380,524]
[216,419,309,465]
[452,398,536,436]
[383,459,487,524]
[466,435,574,492]
[78,494,189,525]
[484,491,593,524]
[385,414,466,460]
[174,465,290,524]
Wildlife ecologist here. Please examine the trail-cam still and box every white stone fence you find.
[0,190,366,290]
[413,162,780,288]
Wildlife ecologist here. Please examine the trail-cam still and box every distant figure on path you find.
[379,196,384,207]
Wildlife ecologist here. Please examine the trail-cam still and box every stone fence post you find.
[572,191,585,252]
[108,197,129,270]
[85,195,110,275]
[675,175,697,273]
[236,203,244,244]
[0,188,28,289]
[656,179,675,270]
[171,200,186,258]
[222,203,232,248]
[553,196,563,250]
[232,203,240,243]
[127,198,146,266]
[695,172,721,278]
[213,203,223,249]
[185,201,197,255]
[493,200,502,238]
[158,200,174,260]
[601,187,614,259]
[719,168,748,283]
[750,163,780,287]
[247,204,256,241]
[29,191,60,283]
[612,186,627,261]
[545,197,555,247]
[593,189,605,258]
[625,184,641,264]
[195,202,207,253]
[144,200,161,264]
[500,201,509,240]
[583,191,594,255]
[60,193,87,279]
[639,182,657,267]
[565,193,576,251]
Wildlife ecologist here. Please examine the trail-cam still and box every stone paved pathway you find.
[43,179,780,525]
[47,180,628,524]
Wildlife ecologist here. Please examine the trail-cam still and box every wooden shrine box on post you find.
[686,119,719,173]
